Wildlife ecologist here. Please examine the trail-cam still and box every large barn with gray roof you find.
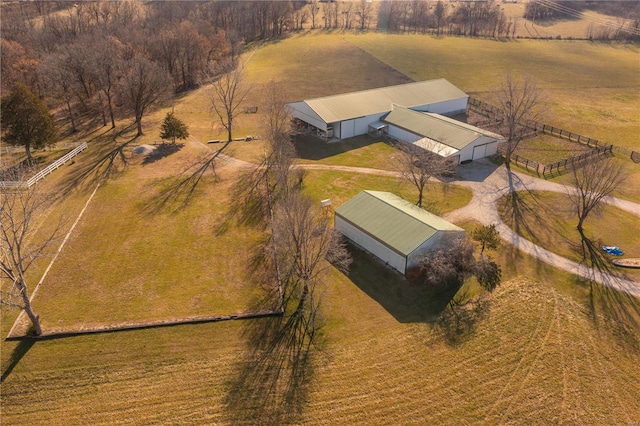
[286,78,503,163]
[334,190,465,275]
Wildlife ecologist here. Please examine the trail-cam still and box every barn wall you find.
[406,230,465,272]
[335,215,407,274]
[411,97,468,115]
[339,114,385,140]
[387,125,421,143]
[459,136,499,162]
[287,101,327,131]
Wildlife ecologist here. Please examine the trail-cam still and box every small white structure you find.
[334,191,465,275]
[286,79,468,140]
[382,106,504,163]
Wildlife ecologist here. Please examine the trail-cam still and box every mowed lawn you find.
[342,34,640,150]
[2,267,639,424]
[4,139,274,336]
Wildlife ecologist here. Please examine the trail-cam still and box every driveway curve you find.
[443,159,640,297]
[190,139,640,297]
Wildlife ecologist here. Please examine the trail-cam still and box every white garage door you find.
[472,144,486,160]
[472,142,498,160]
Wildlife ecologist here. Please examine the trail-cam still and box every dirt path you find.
[188,138,640,296]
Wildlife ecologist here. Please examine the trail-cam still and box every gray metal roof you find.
[335,190,463,256]
[383,107,503,150]
[301,79,467,124]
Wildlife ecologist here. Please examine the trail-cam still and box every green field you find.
[2,32,640,424]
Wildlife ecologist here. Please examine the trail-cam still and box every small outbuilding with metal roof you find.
[334,190,465,275]
[382,106,504,163]
[286,79,468,140]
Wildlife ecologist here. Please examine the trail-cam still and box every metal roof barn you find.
[383,106,504,163]
[334,191,465,275]
[286,79,468,140]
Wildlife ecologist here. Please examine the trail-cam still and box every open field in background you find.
[341,34,639,147]
[500,2,637,40]
[498,190,640,281]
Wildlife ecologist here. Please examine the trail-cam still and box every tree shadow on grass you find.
[141,143,230,215]
[213,165,269,236]
[292,133,385,161]
[573,231,640,352]
[141,143,184,165]
[345,243,457,323]
[499,172,548,243]
[223,241,318,425]
[59,124,137,196]
[223,314,319,425]
[433,291,491,347]
[1,338,35,383]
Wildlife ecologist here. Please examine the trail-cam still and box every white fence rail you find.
[1,142,88,189]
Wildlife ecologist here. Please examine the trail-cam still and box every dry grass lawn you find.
[2,272,639,424]
[2,31,640,426]
[498,190,640,282]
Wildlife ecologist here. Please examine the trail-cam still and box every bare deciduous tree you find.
[118,55,171,137]
[355,0,373,30]
[1,180,61,336]
[491,73,543,171]
[392,141,455,208]
[88,35,124,129]
[273,193,351,320]
[408,235,477,291]
[568,157,627,233]
[206,61,251,143]
[407,234,502,298]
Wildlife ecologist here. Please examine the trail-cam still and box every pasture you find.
[498,190,640,281]
[2,31,640,424]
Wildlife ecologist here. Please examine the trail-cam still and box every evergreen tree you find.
[159,111,190,144]
[1,84,57,161]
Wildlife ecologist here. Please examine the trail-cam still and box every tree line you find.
[0,1,311,140]
[379,0,516,38]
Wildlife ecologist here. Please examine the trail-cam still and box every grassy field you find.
[498,190,640,282]
[341,33,639,149]
[2,31,640,425]
[2,248,639,424]
[513,133,593,165]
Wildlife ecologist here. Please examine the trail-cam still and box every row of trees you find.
[229,80,351,349]
[379,0,516,38]
[1,1,301,140]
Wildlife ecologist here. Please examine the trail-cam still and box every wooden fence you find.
[511,154,541,175]
[468,97,639,165]
[0,142,88,189]
[542,145,613,179]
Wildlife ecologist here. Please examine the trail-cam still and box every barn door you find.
[472,144,486,160]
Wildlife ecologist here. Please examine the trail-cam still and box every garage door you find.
[472,142,498,160]
[472,144,486,160]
